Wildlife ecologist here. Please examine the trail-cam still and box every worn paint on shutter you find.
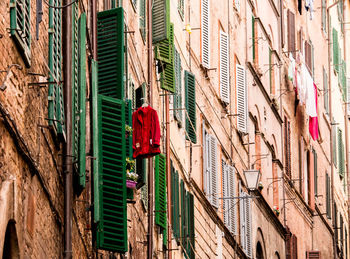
[48,0,65,140]
[174,48,183,124]
[210,135,219,208]
[228,165,237,235]
[201,0,210,68]
[161,24,176,93]
[155,154,167,229]
[326,172,331,218]
[96,96,127,252]
[152,0,170,44]
[236,64,248,133]
[97,8,124,99]
[220,30,229,104]
[185,71,197,143]
[10,0,31,67]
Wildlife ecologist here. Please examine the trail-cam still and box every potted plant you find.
[125,125,133,139]
[126,157,137,189]
[273,206,280,217]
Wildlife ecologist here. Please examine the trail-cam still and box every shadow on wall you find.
[2,220,20,259]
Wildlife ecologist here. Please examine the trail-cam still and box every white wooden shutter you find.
[347,78,350,115]
[222,161,230,229]
[245,193,253,258]
[210,135,219,208]
[201,0,210,69]
[220,30,229,103]
[204,130,210,197]
[239,184,246,250]
[228,165,237,235]
[236,64,248,133]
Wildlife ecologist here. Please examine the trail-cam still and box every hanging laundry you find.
[298,64,307,105]
[309,83,318,140]
[304,66,317,117]
[288,53,296,82]
[132,105,161,159]
[305,0,314,20]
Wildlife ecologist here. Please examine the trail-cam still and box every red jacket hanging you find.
[132,105,161,159]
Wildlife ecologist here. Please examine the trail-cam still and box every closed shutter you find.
[287,10,296,58]
[292,235,298,259]
[222,162,230,229]
[228,165,237,235]
[10,0,31,67]
[220,30,229,103]
[203,129,210,196]
[245,193,252,258]
[152,0,170,44]
[48,0,65,140]
[239,186,246,252]
[326,172,331,218]
[161,24,175,93]
[323,67,329,114]
[286,227,292,259]
[338,129,345,178]
[180,180,186,250]
[210,135,219,208]
[139,0,146,40]
[322,0,326,32]
[313,149,317,196]
[333,125,337,167]
[187,193,195,259]
[95,95,127,252]
[333,28,339,73]
[236,64,247,133]
[155,154,167,229]
[185,71,197,143]
[341,61,347,102]
[174,48,183,124]
[201,0,210,68]
[171,162,180,243]
[72,11,87,190]
[97,8,124,99]
[287,120,291,178]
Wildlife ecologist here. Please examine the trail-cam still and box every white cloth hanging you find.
[304,65,317,117]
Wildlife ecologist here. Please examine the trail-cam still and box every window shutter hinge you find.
[9,2,16,8]
[48,96,54,101]
[48,28,54,34]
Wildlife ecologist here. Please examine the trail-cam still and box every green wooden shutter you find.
[187,193,195,259]
[96,95,127,252]
[48,0,65,140]
[174,48,183,124]
[326,173,331,218]
[97,8,124,99]
[155,22,173,65]
[333,28,339,74]
[139,0,146,41]
[161,24,175,93]
[185,71,197,143]
[155,154,167,229]
[72,11,87,190]
[152,0,170,44]
[10,0,31,67]
[180,180,186,250]
[341,61,347,102]
[338,129,345,178]
[171,162,180,242]
[178,0,184,19]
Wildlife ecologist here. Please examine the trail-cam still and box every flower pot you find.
[126,180,137,189]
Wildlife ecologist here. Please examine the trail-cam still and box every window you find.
[338,128,345,178]
[287,10,296,58]
[306,251,320,259]
[171,161,180,243]
[155,154,167,230]
[174,48,183,125]
[304,41,313,75]
[201,0,210,68]
[48,0,65,140]
[252,16,258,63]
[222,160,237,234]
[321,0,326,32]
[333,125,337,167]
[313,149,317,197]
[284,117,291,178]
[203,129,218,207]
[236,64,248,133]
[326,172,331,218]
[139,0,146,41]
[240,186,252,258]
[72,7,87,190]
[220,30,229,103]
[10,0,31,67]
[185,71,197,143]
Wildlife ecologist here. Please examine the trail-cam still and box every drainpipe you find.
[63,0,73,258]
[147,0,154,257]
[327,2,339,259]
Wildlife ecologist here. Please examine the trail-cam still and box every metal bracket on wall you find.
[0,64,22,91]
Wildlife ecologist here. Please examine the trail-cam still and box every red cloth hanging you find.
[132,105,161,158]
[309,83,318,140]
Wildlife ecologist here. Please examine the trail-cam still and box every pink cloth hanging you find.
[309,83,318,140]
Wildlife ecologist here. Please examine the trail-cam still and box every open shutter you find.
[48,0,65,140]
[326,173,331,218]
[155,154,167,229]
[333,28,339,73]
[239,186,246,252]
[72,11,87,190]
[252,16,255,61]
[185,71,197,143]
[97,8,124,99]
[220,31,229,103]
[171,163,180,242]
[155,24,172,64]
[333,125,337,167]
[222,162,230,229]
[228,165,237,235]
[152,0,170,44]
[210,136,218,208]
[338,129,345,178]
[139,0,146,40]
[174,48,183,124]
[96,95,127,252]
[201,0,210,68]
[245,193,252,258]
[187,193,195,259]
[236,64,247,133]
[161,24,175,93]
[10,0,31,67]
[178,0,184,19]
[180,180,186,249]
[287,10,295,58]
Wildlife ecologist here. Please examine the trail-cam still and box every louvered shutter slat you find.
[239,186,246,252]
[161,24,176,93]
[174,48,183,124]
[152,0,170,44]
[96,96,127,252]
[220,31,230,103]
[155,154,167,229]
[333,28,339,73]
[97,8,124,99]
[139,0,146,40]
[210,136,219,208]
[201,0,210,68]
[222,162,229,228]
[236,64,248,133]
[180,180,186,249]
[188,193,195,259]
[245,193,253,258]
[185,71,197,143]
[228,165,237,235]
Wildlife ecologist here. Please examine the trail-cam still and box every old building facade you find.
[0,0,349,258]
